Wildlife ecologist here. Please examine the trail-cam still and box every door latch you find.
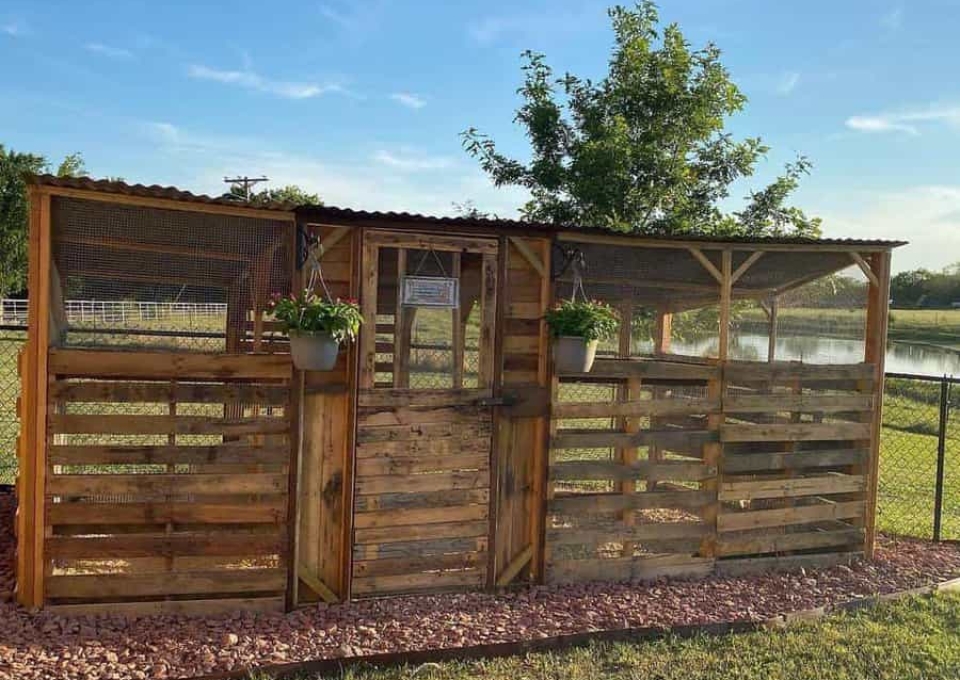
[474,394,517,408]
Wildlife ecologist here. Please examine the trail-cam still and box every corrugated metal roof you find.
[29,174,907,247]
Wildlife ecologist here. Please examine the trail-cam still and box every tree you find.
[462,2,820,237]
[0,148,88,297]
[228,184,322,206]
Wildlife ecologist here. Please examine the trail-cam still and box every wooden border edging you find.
[191,575,960,680]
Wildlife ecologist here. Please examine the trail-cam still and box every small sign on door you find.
[400,276,460,308]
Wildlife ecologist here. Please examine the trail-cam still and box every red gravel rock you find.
[1,490,959,679]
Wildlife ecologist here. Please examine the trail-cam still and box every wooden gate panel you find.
[352,390,492,596]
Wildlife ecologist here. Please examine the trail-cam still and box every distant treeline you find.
[890,264,960,308]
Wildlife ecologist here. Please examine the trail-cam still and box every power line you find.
[223,176,269,200]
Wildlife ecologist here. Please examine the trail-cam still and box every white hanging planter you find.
[289,331,341,371]
[553,336,599,374]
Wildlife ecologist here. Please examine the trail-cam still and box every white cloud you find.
[84,43,134,59]
[816,186,960,273]
[373,149,453,171]
[139,120,526,217]
[390,92,426,109]
[1,21,26,37]
[776,71,800,96]
[845,105,960,136]
[187,64,344,100]
[881,6,903,30]
[319,0,386,40]
[467,8,600,47]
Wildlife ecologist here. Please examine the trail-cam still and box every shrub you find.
[268,290,362,342]
[545,299,620,341]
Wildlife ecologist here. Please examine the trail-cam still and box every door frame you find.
[352,228,506,594]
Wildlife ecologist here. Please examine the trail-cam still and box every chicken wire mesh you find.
[50,197,292,353]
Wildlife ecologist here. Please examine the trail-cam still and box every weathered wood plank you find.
[719,474,865,501]
[549,490,714,514]
[354,520,489,545]
[47,473,287,497]
[353,537,488,561]
[357,406,482,428]
[355,470,488,496]
[48,414,288,436]
[724,362,874,382]
[560,359,719,381]
[547,521,709,546]
[358,388,490,408]
[354,503,489,530]
[552,429,716,451]
[351,568,485,595]
[46,569,284,599]
[547,555,714,584]
[722,448,867,473]
[49,381,288,405]
[721,422,872,443]
[356,454,489,477]
[715,551,862,576]
[356,437,490,458]
[716,528,865,557]
[355,421,491,444]
[354,551,484,578]
[723,394,874,414]
[45,500,287,525]
[553,398,719,419]
[48,349,292,380]
[48,444,289,466]
[46,532,285,559]
[717,500,864,532]
[550,460,715,482]
[354,488,490,512]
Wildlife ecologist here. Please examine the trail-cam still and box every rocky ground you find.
[2,490,960,679]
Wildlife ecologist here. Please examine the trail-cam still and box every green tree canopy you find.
[462,2,820,237]
[228,184,322,206]
[0,148,88,297]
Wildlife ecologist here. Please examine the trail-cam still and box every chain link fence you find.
[879,373,960,540]
[0,324,25,485]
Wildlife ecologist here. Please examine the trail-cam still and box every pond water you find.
[670,333,960,378]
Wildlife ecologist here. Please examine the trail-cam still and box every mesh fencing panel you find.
[0,325,24,485]
[51,197,292,353]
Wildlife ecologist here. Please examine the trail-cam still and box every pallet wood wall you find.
[546,359,720,584]
[41,348,293,616]
[297,225,357,604]
[716,362,872,572]
[494,236,551,586]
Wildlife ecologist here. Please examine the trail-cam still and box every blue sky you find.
[2,0,959,272]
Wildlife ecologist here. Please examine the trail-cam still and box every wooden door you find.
[352,230,499,596]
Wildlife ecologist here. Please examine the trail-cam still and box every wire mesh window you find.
[50,197,292,353]
[374,246,487,390]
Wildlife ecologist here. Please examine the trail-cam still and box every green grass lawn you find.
[260,592,960,680]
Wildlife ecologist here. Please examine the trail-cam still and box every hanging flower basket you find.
[545,299,619,374]
[269,291,362,372]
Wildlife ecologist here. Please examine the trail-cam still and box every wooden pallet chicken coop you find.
[14,175,902,615]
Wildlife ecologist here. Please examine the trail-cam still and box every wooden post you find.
[451,253,464,388]
[718,251,732,362]
[863,251,892,558]
[616,303,637,557]
[767,296,779,363]
[17,188,51,608]
[653,307,672,356]
[393,249,409,388]
[359,239,378,389]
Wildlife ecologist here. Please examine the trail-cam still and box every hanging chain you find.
[411,247,449,277]
[304,234,334,302]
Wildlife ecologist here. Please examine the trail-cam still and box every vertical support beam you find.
[700,372,722,560]
[718,250,732,362]
[478,253,498,389]
[767,296,779,363]
[17,189,51,608]
[616,302,636,557]
[359,239,378,389]
[532,238,552,585]
[653,307,672,356]
[393,249,409,388]
[285,221,302,611]
[341,227,362,599]
[863,250,892,558]
[451,253,464,389]
[488,237,509,589]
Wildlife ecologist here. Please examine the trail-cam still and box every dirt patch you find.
[2,489,960,679]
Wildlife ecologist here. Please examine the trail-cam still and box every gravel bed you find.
[2,490,960,679]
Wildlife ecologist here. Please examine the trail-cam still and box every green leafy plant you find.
[268,290,362,343]
[545,299,620,341]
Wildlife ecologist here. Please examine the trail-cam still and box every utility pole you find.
[223,176,269,201]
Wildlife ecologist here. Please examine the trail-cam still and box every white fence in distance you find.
[0,299,228,326]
